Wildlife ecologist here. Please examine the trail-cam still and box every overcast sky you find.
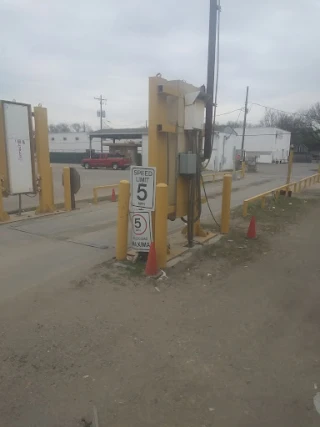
[1,0,319,129]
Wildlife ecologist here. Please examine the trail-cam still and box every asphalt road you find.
[2,162,317,213]
[3,163,130,213]
[0,165,318,302]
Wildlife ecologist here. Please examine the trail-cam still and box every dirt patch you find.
[2,191,320,427]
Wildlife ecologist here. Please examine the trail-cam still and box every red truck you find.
[81,153,131,170]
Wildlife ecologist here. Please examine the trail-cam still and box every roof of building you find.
[103,142,142,147]
[90,127,148,139]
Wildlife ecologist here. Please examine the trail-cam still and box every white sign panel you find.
[131,211,153,252]
[3,102,34,195]
[130,166,156,211]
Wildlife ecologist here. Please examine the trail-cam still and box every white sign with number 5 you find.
[131,211,153,252]
[130,166,156,211]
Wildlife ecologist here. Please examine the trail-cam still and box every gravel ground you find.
[1,191,320,426]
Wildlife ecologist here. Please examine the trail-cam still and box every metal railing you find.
[202,168,243,183]
[242,173,320,217]
[93,184,119,204]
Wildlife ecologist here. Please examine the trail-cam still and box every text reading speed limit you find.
[130,166,156,211]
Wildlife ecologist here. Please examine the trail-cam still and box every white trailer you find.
[231,127,291,164]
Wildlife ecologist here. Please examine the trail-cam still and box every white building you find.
[207,127,291,171]
[232,127,291,164]
[49,132,101,153]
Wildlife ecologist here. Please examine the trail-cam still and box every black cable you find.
[201,175,221,229]
[216,108,243,117]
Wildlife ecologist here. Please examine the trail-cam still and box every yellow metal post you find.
[34,106,55,213]
[116,180,130,261]
[93,188,98,204]
[221,174,232,234]
[286,148,294,185]
[261,196,266,209]
[241,161,246,179]
[0,183,9,222]
[243,201,248,217]
[63,167,72,211]
[0,104,9,193]
[155,183,168,269]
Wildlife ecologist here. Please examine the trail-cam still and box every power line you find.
[94,94,107,153]
[216,108,243,117]
[252,102,311,119]
[94,94,107,130]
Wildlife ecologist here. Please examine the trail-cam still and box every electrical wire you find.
[251,102,312,119]
[216,108,243,117]
[201,175,221,229]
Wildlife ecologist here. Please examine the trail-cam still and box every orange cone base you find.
[145,242,158,276]
[111,189,116,202]
[247,216,256,239]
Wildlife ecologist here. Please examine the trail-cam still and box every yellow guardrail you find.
[242,173,320,217]
[202,169,243,183]
[93,184,119,204]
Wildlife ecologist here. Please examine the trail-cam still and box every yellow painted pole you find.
[221,174,232,233]
[261,196,266,209]
[116,180,130,261]
[241,161,246,179]
[243,201,248,217]
[34,106,55,213]
[93,188,98,204]
[63,167,72,211]
[0,184,9,222]
[286,148,294,185]
[155,183,168,269]
[293,182,297,193]
[0,104,9,193]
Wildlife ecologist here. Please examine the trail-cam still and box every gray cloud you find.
[0,0,319,128]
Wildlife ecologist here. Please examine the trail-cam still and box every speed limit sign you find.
[130,211,153,252]
[130,166,156,211]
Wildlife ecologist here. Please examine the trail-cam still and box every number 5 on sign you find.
[130,166,156,211]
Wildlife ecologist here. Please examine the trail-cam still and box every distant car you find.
[81,153,132,170]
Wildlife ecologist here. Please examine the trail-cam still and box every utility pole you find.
[94,94,107,153]
[204,0,218,160]
[241,86,249,161]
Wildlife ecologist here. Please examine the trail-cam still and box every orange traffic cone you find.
[247,216,256,239]
[145,242,158,276]
[111,188,116,202]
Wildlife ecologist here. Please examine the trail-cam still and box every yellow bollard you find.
[221,174,232,233]
[93,188,98,205]
[116,180,130,261]
[261,196,266,209]
[241,161,246,179]
[243,201,248,217]
[286,148,294,185]
[63,167,72,211]
[155,183,168,269]
[0,185,9,222]
[34,106,55,213]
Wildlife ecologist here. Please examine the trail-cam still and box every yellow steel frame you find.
[34,106,55,213]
